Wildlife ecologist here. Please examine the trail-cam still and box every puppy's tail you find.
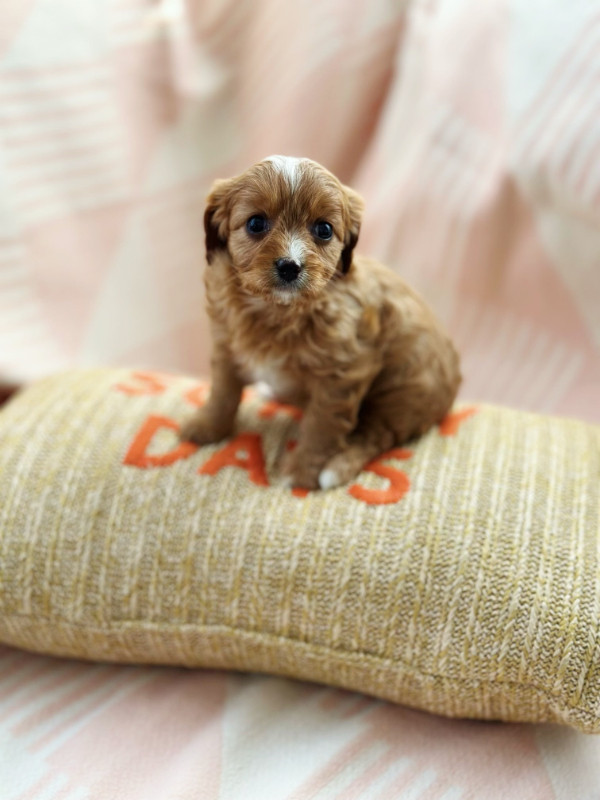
[318,423,395,490]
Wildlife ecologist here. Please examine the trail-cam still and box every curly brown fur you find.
[182,156,461,489]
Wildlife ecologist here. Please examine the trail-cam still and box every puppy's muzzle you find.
[275,258,302,284]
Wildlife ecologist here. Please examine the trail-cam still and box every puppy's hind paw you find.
[318,452,362,490]
[318,468,343,490]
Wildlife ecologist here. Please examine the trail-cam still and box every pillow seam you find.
[1,612,597,725]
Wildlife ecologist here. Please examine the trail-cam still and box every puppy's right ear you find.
[204,178,235,264]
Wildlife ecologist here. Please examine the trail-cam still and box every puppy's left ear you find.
[204,177,236,264]
[340,185,364,274]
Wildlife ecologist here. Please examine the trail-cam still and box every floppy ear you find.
[204,178,236,264]
[340,185,364,274]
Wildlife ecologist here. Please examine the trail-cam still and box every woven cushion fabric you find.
[0,369,599,732]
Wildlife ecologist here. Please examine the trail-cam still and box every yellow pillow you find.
[1,368,599,733]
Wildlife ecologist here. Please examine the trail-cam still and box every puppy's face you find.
[204,156,364,305]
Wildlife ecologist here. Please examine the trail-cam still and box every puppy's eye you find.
[313,221,333,241]
[246,215,268,235]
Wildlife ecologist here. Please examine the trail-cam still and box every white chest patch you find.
[241,355,295,398]
[265,154,304,190]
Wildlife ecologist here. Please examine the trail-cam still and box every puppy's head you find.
[204,156,364,305]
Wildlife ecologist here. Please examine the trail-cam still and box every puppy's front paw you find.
[179,409,233,445]
[281,449,323,490]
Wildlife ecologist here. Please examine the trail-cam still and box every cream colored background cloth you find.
[1,1,599,428]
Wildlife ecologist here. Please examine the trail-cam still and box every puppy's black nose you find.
[275,258,301,283]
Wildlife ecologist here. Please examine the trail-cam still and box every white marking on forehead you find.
[265,155,305,190]
[286,236,305,264]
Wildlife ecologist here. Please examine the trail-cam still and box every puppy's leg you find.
[318,369,459,487]
[180,342,244,445]
[282,381,367,489]
[318,422,395,489]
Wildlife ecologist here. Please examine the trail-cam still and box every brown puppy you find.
[182,156,461,490]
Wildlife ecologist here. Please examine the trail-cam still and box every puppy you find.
[182,155,461,490]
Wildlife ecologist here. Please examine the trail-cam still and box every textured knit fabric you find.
[0,368,599,733]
